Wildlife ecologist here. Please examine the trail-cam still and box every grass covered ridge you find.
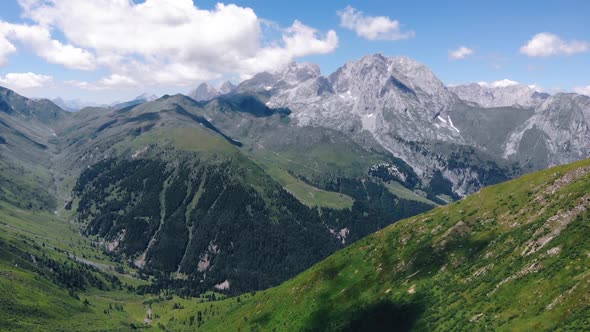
[159,158,590,331]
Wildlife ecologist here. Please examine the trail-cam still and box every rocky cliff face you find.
[190,83,221,101]
[235,55,499,195]
[258,55,462,143]
[200,54,589,196]
[504,93,590,167]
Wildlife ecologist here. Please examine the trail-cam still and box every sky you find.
[0,0,588,104]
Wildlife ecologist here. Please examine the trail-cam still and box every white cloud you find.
[0,37,17,66]
[528,84,541,91]
[282,20,338,57]
[238,20,337,77]
[0,22,96,70]
[0,72,53,89]
[0,0,338,88]
[449,46,474,60]
[574,85,590,96]
[477,79,519,88]
[64,80,93,90]
[98,74,138,88]
[65,74,138,91]
[337,6,414,41]
[520,33,589,57]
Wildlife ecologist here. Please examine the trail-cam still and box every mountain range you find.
[193,54,589,195]
[0,53,589,330]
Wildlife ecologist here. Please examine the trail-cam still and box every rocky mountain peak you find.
[219,81,236,94]
[390,56,448,96]
[277,62,321,84]
[190,82,220,101]
[235,72,276,93]
[329,54,390,93]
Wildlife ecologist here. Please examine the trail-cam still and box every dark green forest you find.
[73,150,433,296]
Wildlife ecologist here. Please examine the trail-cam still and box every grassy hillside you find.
[157,158,590,331]
[0,201,153,331]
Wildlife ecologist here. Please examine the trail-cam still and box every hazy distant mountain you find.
[449,80,550,108]
[189,81,236,101]
[51,97,107,111]
[110,93,158,110]
[52,94,158,111]
[219,81,236,94]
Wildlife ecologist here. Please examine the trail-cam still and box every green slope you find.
[0,201,155,331]
[157,158,590,331]
[0,87,68,211]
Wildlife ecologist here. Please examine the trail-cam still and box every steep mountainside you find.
[0,87,68,210]
[164,158,590,331]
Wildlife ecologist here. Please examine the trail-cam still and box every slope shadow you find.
[304,299,424,332]
[342,300,424,332]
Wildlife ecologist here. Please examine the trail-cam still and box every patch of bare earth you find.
[488,260,542,296]
[546,282,580,311]
[509,166,590,228]
[436,220,470,250]
[521,194,590,256]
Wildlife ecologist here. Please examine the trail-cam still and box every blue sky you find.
[0,0,588,103]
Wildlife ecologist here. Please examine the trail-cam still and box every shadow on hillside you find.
[341,300,424,332]
[304,299,424,332]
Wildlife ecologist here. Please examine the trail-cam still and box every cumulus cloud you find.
[337,6,414,41]
[477,79,519,88]
[283,21,338,57]
[0,0,338,88]
[239,20,338,77]
[449,46,474,60]
[0,22,96,70]
[66,74,139,91]
[0,72,53,89]
[520,33,589,57]
[0,37,17,66]
[98,74,138,88]
[574,85,590,96]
